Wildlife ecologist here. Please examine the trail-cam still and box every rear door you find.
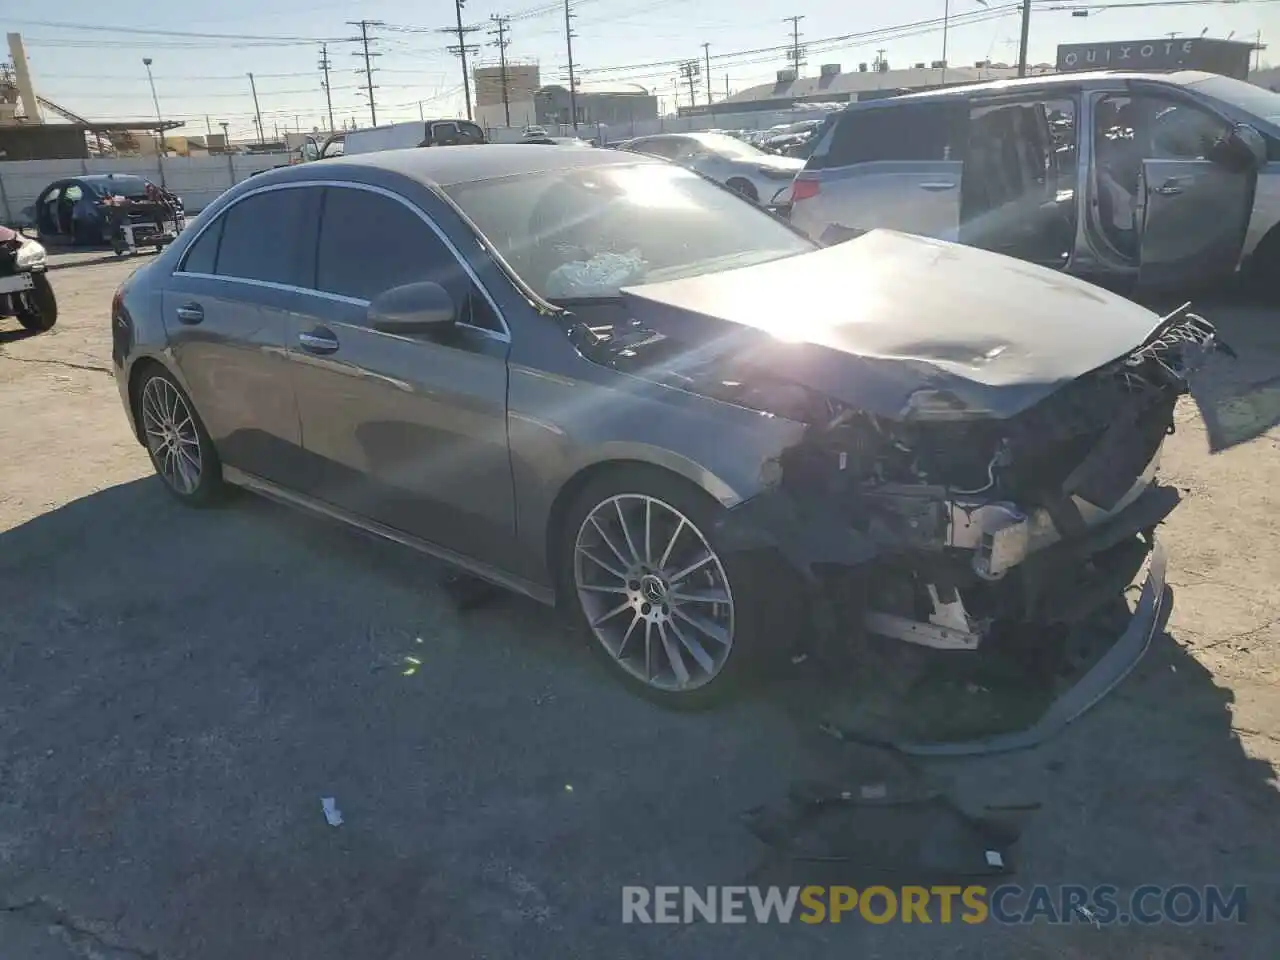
[163,184,317,487]
[791,100,966,243]
[285,184,516,562]
[1133,90,1254,289]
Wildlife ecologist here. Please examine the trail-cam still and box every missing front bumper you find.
[822,537,1167,757]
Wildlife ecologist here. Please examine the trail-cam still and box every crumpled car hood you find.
[620,229,1172,419]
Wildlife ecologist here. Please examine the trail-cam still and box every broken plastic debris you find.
[859,783,888,800]
[564,784,574,793]
[985,849,1004,868]
[322,797,344,827]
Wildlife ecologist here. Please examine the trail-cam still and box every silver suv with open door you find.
[788,70,1278,293]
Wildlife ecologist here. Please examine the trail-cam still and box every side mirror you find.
[368,281,457,334]
[1230,122,1267,169]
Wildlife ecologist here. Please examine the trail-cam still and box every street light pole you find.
[143,58,164,153]
[142,57,167,187]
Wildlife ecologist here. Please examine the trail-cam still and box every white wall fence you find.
[0,153,288,225]
[0,106,834,225]
[521,106,836,141]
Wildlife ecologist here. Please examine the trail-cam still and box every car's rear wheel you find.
[726,178,759,202]
[136,368,225,506]
[558,467,787,707]
[16,273,57,332]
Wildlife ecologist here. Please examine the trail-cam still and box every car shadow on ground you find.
[0,478,1275,958]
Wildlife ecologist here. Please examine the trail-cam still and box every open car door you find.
[1137,157,1252,291]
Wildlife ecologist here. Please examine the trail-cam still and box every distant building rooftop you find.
[538,81,651,97]
[726,64,1049,105]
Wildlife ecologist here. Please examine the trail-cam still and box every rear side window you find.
[630,138,681,159]
[814,102,966,168]
[181,215,223,274]
[315,187,474,310]
[214,188,313,286]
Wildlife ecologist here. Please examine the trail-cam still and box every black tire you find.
[726,178,759,203]
[16,273,57,332]
[555,465,794,708]
[133,366,226,507]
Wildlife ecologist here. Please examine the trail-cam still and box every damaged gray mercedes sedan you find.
[111,145,1219,714]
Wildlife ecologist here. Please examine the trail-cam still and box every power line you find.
[442,1,482,121]
[5,18,346,42]
[348,19,384,126]
[489,15,513,127]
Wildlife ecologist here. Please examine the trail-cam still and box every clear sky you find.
[14,0,1280,139]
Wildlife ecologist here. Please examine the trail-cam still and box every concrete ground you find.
[1,253,1277,959]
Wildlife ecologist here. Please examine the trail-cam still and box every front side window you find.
[457,122,486,144]
[181,214,223,274]
[214,188,313,286]
[63,185,84,202]
[628,138,682,160]
[315,187,483,324]
[443,161,814,300]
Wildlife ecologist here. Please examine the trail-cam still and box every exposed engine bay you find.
[579,303,1221,655]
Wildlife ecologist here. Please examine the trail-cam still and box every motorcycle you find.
[0,227,56,332]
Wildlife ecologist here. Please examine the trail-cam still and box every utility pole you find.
[679,60,700,108]
[489,15,512,127]
[784,15,805,77]
[441,1,480,121]
[564,0,578,130]
[348,19,384,126]
[725,74,730,99]
[419,100,425,121]
[1016,0,1031,77]
[318,42,335,132]
[248,72,264,144]
[702,42,712,106]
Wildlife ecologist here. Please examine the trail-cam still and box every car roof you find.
[844,69,1215,109]
[262,143,647,190]
[79,173,149,182]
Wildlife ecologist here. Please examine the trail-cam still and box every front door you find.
[286,184,516,563]
[1101,88,1254,290]
[163,184,316,488]
[1139,157,1253,290]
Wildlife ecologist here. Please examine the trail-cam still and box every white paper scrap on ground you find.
[322,797,344,827]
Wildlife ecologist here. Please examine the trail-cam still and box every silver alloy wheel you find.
[140,376,203,495]
[574,493,736,692]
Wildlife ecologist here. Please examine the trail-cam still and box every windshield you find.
[443,162,813,300]
[1188,74,1280,125]
[692,134,765,160]
[87,176,150,198]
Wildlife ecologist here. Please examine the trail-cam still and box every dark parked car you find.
[31,174,185,249]
[111,145,1212,720]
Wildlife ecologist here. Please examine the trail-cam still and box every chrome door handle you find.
[919,182,957,191]
[175,303,203,324]
[1154,178,1188,196]
[298,329,339,354]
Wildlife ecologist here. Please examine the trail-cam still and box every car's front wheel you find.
[558,467,787,707]
[135,367,225,506]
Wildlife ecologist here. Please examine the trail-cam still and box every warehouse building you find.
[535,81,659,127]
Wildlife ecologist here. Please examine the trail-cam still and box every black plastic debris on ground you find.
[742,778,1038,887]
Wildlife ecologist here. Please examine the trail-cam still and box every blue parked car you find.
[31,174,185,249]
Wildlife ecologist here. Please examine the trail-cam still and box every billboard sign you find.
[1055,38,1252,79]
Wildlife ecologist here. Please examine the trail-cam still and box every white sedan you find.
[615,132,802,206]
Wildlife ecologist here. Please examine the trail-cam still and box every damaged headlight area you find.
[726,312,1218,657]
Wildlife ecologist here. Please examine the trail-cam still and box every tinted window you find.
[63,185,84,201]
[181,215,223,274]
[215,188,312,285]
[315,187,480,319]
[818,102,964,167]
